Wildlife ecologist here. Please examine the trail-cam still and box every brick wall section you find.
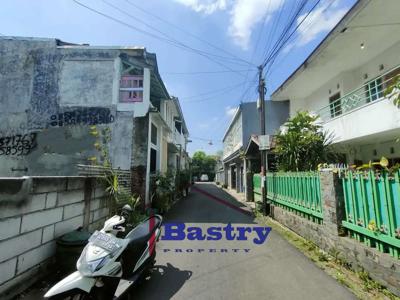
[270,171,400,296]
[0,176,110,298]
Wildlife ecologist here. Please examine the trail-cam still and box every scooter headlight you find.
[77,247,111,275]
[78,255,111,275]
[87,256,109,273]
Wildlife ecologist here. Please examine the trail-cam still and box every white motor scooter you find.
[44,205,163,299]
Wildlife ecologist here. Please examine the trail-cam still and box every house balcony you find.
[167,130,185,154]
[316,67,400,144]
[174,129,185,147]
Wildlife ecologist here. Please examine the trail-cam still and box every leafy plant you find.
[274,111,337,171]
[150,171,175,213]
[367,220,380,233]
[384,74,400,108]
[89,125,144,218]
[357,270,382,292]
[335,271,346,285]
[318,251,329,262]
[176,169,191,195]
[355,156,400,174]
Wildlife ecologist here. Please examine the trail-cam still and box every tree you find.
[274,111,336,171]
[191,151,217,180]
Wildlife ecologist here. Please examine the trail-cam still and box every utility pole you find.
[258,65,268,216]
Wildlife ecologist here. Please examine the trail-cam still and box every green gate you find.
[341,170,400,259]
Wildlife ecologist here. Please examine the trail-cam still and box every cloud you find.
[174,0,228,14]
[295,1,348,46]
[228,0,283,50]
[173,0,349,50]
[174,0,283,49]
[225,105,237,117]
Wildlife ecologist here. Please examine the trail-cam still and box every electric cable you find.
[73,0,254,76]
[123,0,256,67]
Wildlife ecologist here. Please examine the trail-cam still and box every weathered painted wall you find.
[0,37,134,176]
[0,176,110,299]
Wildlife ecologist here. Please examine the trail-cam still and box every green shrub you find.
[274,111,337,171]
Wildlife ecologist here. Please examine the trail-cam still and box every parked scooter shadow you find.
[127,263,192,299]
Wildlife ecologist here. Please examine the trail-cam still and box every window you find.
[365,78,383,103]
[150,148,157,173]
[151,123,157,145]
[329,92,341,118]
[119,75,144,103]
[175,119,182,133]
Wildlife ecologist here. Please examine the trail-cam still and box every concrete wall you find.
[0,176,110,299]
[270,171,400,296]
[0,37,162,176]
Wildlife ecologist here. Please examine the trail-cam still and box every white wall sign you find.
[259,135,271,150]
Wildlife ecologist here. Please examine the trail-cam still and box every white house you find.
[271,0,400,165]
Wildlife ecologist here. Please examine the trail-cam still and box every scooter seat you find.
[125,216,161,246]
[120,215,161,278]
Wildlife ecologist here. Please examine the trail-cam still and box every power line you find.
[190,136,213,141]
[73,0,253,76]
[237,72,259,104]
[162,69,252,75]
[260,0,287,65]
[180,82,246,100]
[237,0,272,109]
[102,0,252,68]
[123,0,255,67]
[262,0,309,68]
[266,0,337,77]
[184,81,256,103]
[263,0,323,69]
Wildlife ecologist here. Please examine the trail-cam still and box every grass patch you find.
[255,212,399,300]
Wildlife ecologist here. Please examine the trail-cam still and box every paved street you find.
[131,183,355,300]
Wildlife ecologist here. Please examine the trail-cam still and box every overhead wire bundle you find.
[72,0,332,145]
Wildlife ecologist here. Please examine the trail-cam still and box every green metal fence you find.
[253,174,262,202]
[253,172,323,223]
[341,170,400,259]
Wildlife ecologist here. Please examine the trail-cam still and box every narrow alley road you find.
[131,183,355,300]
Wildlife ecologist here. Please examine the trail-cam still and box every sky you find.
[0,0,356,156]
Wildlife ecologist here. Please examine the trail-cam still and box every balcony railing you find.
[317,66,399,121]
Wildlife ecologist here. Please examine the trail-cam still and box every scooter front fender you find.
[44,271,96,298]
